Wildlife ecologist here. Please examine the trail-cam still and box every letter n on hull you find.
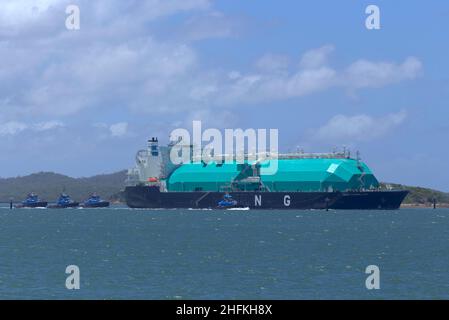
[255,194,262,207]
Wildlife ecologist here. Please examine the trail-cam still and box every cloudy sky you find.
[0,0,448,191]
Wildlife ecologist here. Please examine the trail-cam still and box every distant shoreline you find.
[401,203,449,209]
[2,202,449,209]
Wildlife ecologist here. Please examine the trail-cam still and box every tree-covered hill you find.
[381,183,449,205]
[0,171,127,203]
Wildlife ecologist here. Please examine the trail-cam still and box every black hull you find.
[332,190,409,210]
[81,202,110,208]
[15,202,48,209]
[48,202,79,209]
[125,186,409,210]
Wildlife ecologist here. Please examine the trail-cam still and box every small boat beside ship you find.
[48,193,79,209]
[81,194,110,208]
[217,194,239,209]
[15,193,48,208]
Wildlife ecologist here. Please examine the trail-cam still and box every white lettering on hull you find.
[284,195,291,207]
[255,195,262,207]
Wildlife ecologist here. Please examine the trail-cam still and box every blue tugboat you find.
[15,193,48,208]
[48,193,79,209]
[81,194,110,208]
[217,194,238,209]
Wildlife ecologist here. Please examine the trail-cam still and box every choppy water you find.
[0,206,448,300]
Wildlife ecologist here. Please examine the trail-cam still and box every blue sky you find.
[0,0,448,191]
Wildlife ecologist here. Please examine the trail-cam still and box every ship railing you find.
[236,176,262,183]
[190,152,351,163]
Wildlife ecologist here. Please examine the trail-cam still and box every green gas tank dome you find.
[167,157,379,192]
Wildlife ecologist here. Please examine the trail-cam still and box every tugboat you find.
[81,193,110,208]
[15,193,48,208]
[48,193,79,209]
[217,194,238,209]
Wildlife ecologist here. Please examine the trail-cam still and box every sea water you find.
[0,206,448,299]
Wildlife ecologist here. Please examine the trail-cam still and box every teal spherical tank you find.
[167,158,379,192]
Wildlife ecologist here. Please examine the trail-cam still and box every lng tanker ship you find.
[124,137,408,210]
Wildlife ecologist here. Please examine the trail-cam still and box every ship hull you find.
[125,186,408,210]
[81,202,110,208]
[331,190,409,210]
[48,202,80,209]
[15,202,48,209]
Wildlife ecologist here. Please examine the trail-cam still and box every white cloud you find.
[33,120,64,131]
[0,0,210,119]
[255,54,290,73]
[187,48,421,107]
[344,57,423,88]
[2,37,197,118]
[0,0,210,32]
[0,120,64,136]
[0,0,60,27]
[300,45,334,69]
[286,67,336,96]
[314,110,407,142]
[0,122,28,136]
[109,122,128,137]
[0,0,423,123]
